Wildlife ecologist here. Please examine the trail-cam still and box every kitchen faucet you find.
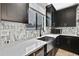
[39,27,42,37]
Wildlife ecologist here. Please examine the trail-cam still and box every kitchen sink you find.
[38,36,55,42]
[37,36,56,56]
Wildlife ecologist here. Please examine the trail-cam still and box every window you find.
[29,8,36,27]
[37,12,44,30]
[46,12,51,26]
[28,8,45,30]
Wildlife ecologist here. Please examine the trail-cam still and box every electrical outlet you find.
[4,40,9,44]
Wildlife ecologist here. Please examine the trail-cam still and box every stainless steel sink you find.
[37,36,55,56]
[38,36,55,42]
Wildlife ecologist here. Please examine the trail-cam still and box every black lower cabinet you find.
[69,37,79,54]
[55,35,79,55]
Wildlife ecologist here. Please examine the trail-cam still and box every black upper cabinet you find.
[1,3,28,23]
[55,4,78,27]
[46,4,56,27]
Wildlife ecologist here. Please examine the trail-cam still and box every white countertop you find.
[42,34,77,38]
[0,39,47,56]
[0,34,77,56]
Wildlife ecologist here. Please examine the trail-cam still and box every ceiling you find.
[48,3,77,10]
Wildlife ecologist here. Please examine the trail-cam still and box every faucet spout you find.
[40,27,42,37]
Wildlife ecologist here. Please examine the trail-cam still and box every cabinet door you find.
[1,3,17,21]
[7,3,27,22]
[55,6,76,27]
[2,3,27,23]
[70,37,79,50]
[2,3,7,20]
[14,3,27,23]
[6,3,17,21]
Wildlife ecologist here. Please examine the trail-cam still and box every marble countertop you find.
[0,39,47,56]
[0,34,77,56]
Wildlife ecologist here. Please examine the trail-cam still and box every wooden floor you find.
[55,48,78,56]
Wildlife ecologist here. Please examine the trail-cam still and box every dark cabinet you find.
[55,4,78,27]
[55,35,67,48]
[55,35,73,48]
[1,3,28,23]
[69,37,79,51]
[6,4,18,21]
[55,35,79,54]
[1,3,7,20]
[46,4,56,27]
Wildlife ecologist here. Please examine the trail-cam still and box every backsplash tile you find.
[0,21,51,47]
[76,5,79,36]
[62,27,77,35]
[56,27,77,35]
